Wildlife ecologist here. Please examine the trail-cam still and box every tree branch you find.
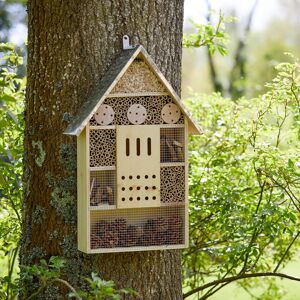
[183,272,300,299]
[53,278,81,299]
[228,0,259,98]
[275,97,289,147]
[273,231,300,272]
[205,0,224,93]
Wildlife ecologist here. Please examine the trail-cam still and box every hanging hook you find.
[123,35,135,50]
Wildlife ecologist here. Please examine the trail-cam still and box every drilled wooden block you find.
[116,125,160,208]
[94,104,115,125]
[161,103,181,124]
[89,96,184,126]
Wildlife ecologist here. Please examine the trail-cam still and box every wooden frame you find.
[77,126,89,253]
[73,46,201,254]
[77,120,189,253]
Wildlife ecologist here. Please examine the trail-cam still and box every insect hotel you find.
[64,44,202,253]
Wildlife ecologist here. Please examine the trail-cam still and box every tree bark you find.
[21,1,184,299]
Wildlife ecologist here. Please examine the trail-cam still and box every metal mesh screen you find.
[90,171,116,207]
[90,207,184,249]
[160,128,185,163]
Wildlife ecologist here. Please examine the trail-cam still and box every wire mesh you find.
[90,171,116,207]
[90,207,184,249]
[160,128,185,163]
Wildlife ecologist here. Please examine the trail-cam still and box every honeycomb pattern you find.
[160,166,185,204]
[90,129,116,167]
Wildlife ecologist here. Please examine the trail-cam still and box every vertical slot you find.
[147,137,151,156]
[126,138,130,156]
[136,138,140,156]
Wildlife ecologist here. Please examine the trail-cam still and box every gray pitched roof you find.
[64,45,202,136]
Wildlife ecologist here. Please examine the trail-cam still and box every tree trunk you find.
[20,1,184,299]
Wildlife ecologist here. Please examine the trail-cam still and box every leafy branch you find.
[183,10,234,56]
[183,271,300,299]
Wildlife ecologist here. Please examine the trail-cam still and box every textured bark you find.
[21,1,184,299]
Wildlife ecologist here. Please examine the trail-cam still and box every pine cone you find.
[155,217,169,233]
[144,219,156,234]
[93,220,110,237]
[168,216,183,231]
[167,230,183,245]
[125,225,143,247]
[91,233,102,249]
[114,218,128,247]
[102,229,119,248]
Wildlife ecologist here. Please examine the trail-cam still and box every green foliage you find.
[69,272,138,300]
[183,56,300,299]
[0,43,25,300]
[21,257,137,300]
[183,11,235,56]
[21,256,66,289]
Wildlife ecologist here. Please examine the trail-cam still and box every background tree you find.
[0,0,26,42]
[20,1,184,299]
[182,0,300,99]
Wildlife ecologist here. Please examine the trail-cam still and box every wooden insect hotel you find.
[64,44,202,253]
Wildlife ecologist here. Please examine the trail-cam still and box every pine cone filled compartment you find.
[90,207,185,251]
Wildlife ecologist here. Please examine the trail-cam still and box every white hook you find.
[123,35,135,50]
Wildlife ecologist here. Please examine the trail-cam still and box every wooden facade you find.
[65,46,202,254]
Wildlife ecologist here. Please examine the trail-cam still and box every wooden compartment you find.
[160,127,185,163]
[90,206,186,253]
[90,170,116,207]
[89,128,116,167]
[160,166,185,205]
[66,46,202,254]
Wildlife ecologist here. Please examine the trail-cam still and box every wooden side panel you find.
[116,125,160,208]
[77,127,89,253]
[184,117,189,248]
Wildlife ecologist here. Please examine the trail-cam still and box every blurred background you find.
[183,0,300,99]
